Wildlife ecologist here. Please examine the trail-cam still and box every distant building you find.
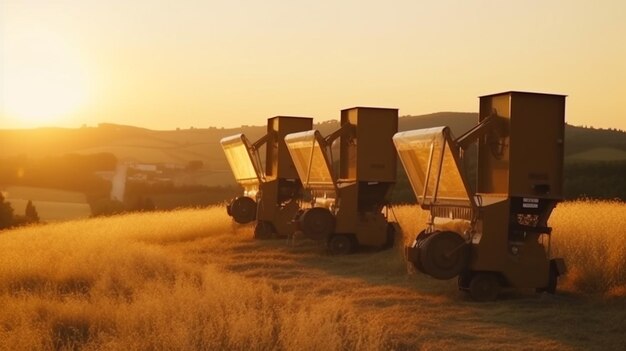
[131,163,158,172]
[111,164,127,201]
[128,173,148,182]
[163,163,185,170]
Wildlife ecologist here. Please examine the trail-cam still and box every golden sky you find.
[1,0,625,130]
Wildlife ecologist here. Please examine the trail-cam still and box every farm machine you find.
[393,91,567,301]
[221,116,313,239]
[284,107,400,254]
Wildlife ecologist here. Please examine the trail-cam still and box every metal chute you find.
[284,130,336,193]
[220,134,264,224]
[393,127,474,209]
[220,134,263,186]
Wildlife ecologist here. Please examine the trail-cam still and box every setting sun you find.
[1,26,90,128]
[3,70,88,127]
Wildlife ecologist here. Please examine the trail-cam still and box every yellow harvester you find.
[221,116,313,239]
[394,91,567,300]
[284,107,400,254]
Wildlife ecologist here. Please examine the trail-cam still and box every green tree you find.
[0,193,15,229]
[25,200,40,223]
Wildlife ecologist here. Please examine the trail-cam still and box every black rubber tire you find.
[545,261,558,294]
[299,207,335,241]
[382,223,396,250]
[419,231,469,280]
[415,229,430,243]
[409,230,433,273]
[328,234,354,255]
[229,196,257,224]
[458,271,472,291]
[536,261,559,294]
[469,272,501,302]
[254,221,275,240]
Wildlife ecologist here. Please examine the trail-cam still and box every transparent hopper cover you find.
[284,130,335,191]
[393,127,473,207]
[220,134,262,185]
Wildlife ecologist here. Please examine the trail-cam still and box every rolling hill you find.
[2,113,624,186]
[2,114,625,201]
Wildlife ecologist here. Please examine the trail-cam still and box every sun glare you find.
[1,27,90,128]
[3,70,88,127]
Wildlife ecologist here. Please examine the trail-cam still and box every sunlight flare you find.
[2,27,91,127]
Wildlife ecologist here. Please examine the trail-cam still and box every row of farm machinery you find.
[220,91,567,301]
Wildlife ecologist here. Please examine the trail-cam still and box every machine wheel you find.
[536,261,560,294]
[299,207,335,241]
[254,221,275,240]
[328,234,355,255]
[469,272,501,302]
[229,196,257,224]
[408,230,431,273]
[545,261,559,294]
[457,271,472,291]
[419,231,469,280]
[382,223,396,250]
[415,229,430,243]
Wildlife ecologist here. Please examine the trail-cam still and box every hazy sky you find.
[1,0,625,130]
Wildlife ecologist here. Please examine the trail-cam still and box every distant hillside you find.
[2,114,625,165]
[0,114,483,175]
[564,124,626,158]
[2,113,625,189]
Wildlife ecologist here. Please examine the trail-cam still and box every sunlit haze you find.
[1,0,625,130]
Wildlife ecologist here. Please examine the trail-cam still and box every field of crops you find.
[0,201,624,350]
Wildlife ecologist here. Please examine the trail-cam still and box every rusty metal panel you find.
[478,91,565,199]
[340,108,358,180]
[469,197,510,271]
[266,116,313,180]
[340,107,398,182]
[509,93,565,198]
[478,94,511,194]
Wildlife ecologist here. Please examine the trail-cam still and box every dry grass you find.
[0,201,625,350]
[0,208,385,350]
[549,200,626,295]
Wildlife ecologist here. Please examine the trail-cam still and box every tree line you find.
[0,194,40,230]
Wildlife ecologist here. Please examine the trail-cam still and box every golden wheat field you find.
[0,201,625,350]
